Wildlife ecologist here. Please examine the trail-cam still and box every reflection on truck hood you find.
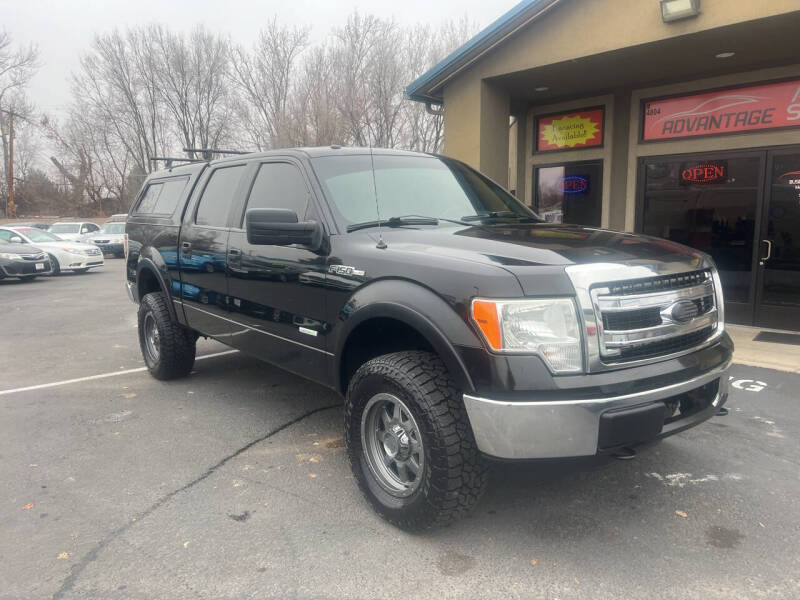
[367,222,704,268]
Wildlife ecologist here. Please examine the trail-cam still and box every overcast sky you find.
[2,0,519,116]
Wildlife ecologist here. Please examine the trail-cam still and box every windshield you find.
[311,155,540,228]
[49,224,81,234]
[16,228,61,243]
[99,223,125,234]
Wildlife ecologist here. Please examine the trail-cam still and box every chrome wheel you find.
[361,393,425,498]
[143,312,161,362]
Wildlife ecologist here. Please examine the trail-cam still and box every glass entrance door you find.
[639,152,764,324]
[755,150,800,330]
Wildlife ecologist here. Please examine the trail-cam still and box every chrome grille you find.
[592,269,717,362]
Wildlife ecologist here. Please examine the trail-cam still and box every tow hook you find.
[612,446,636,460]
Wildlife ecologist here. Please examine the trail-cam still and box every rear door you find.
[178,162,249,339]
[225,158,331,383]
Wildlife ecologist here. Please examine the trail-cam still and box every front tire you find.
[48,255,61,275]
[138,292,196,380]
[345,351,488,530]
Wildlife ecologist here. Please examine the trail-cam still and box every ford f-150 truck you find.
[125,147,731,529]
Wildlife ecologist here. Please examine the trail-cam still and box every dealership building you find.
[406,0,800,331]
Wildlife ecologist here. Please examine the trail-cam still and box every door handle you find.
[228,248,241,257]
[181,241,192,257]
[760,239,772,263]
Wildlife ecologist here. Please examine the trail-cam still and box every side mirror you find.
[9,236,23,244]
[245,208,323,249]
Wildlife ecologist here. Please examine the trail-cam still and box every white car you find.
[81,221,126,257]
[0,226,104,275]
[48,221,100,242]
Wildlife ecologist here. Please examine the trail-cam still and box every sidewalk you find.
[728,324,800,373]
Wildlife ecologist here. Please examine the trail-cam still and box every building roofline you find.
[404,0,562,104]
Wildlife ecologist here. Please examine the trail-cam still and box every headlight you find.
[471,298,583,373]
[0,252,22,260]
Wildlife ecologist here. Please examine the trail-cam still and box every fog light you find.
[660,0,700,22]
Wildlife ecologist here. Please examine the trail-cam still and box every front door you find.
[755,149,800,329]
[225,159,331,385]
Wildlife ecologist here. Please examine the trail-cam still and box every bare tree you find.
[230,18,309,150]
[150,25,233,157]
[0,32,39,211]
[75,29,168,175]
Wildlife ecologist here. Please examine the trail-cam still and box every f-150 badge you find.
[329,264,365,277]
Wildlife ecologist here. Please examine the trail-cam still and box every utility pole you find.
[1,108,22,219]
[7,111,14,218]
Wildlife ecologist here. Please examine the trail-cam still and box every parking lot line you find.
[0,349,239,397]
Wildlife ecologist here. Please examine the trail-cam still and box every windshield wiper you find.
[346,214,471,232]
[461,211,542,222]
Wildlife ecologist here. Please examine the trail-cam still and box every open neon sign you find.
[557,175,589,194]
[681,163,726,184]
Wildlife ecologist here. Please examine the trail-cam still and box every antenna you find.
[369,146,387,249]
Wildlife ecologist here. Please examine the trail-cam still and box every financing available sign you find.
[536,107,604,151]
[643,79,800,141]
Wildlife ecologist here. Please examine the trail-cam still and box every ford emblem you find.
[669,299,699,323]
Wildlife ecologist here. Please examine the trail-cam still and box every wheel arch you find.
[334,280,481,395]
[136,258,178,323]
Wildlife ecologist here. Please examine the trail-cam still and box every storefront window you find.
[533,161,602,227]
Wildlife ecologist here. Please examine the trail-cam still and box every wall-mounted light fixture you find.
[660,0,701,23]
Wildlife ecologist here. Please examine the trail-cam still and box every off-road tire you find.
[345,351,488,530]
[138,291,196,380]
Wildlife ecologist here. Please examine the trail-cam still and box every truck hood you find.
[371,222,704,265]
[368,223,709,294]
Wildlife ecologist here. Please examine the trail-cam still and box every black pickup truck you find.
[125,147,732,529]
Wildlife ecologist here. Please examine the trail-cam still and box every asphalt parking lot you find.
[1,260,799,599]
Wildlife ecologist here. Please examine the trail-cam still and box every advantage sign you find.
[536,107,604,152]
[643,79,800,141]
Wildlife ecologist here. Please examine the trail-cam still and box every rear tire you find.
[345,351,488,530]
[138,292,196,380]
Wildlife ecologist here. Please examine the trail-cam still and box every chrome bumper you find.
[463,360,730,460]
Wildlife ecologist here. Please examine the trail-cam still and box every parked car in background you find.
[0,226,104,275]
[0,240,51,281]
[48,221,100,241]
[81,221,126,257]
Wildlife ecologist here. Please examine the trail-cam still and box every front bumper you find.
[0,258,52,277]
[61,251,104,270]
[94,242,124,254]
[463,357,730,460]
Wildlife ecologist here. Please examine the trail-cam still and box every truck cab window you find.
[196,165,245,227]
[243,162,311,225]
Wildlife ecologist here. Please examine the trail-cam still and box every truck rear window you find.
[135,177,190,215]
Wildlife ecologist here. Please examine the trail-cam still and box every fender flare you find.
[136,257,178,323]
[333,279,482,394]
